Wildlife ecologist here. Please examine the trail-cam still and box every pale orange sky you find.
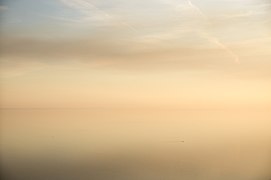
[0,0,271,109]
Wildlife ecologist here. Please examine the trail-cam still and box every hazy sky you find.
[0,0,271,108]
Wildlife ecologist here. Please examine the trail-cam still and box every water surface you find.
[1,109,271,180]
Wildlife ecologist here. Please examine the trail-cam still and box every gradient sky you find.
[0,0,271,109]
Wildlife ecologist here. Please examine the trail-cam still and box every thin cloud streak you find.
[1,36,271,81]
[187,0,240,64]
[198,32,240,64]
[59,0,137,32]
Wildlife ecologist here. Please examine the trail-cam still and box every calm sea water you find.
[1,109,271,180]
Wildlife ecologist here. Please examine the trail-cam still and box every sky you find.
[0,0,271,109]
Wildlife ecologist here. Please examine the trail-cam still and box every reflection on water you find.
[1,109,271,180]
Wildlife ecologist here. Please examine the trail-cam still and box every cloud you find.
[1,0,271,78]
[185,0,240,63]
[0,35,270,76]
[58,0,137,31]
[0,35,237,65]
[1,33,270,82]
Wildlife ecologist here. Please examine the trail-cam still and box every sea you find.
[1,109,271,180]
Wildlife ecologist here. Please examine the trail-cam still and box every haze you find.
[1,1,271,180]
[0,0,271,109]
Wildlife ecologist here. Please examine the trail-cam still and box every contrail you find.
[187,0,208,19]
[187,0,240,63]
[199,32,240,64]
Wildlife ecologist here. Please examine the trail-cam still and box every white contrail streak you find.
[187,0,240,63]
[187,0,207,19]
[199,32,240,64]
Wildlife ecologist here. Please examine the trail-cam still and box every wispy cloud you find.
[59,0,137,32]
[198,32,240,64]
[1,35,270,77]
[186,0,240,64]
[2,0,271,75]
[142,0,241,63]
